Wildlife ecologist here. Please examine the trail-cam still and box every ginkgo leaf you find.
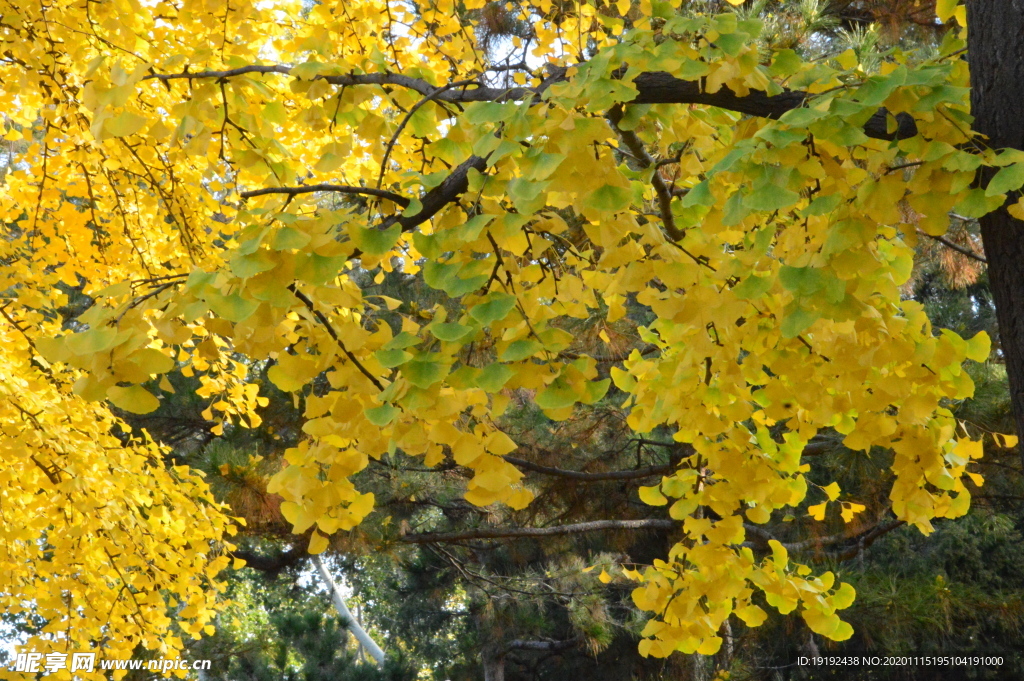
[308,531,329,555]
[364,404,399,426]
[985,163,1024,196]
[280,501,316,534]
[107,385,160,414]
[132,348,175,376]
[475,363,514,392]
[831,582,857,610]
[734,605,767,627]
[500,339,542,362]
[732,274,773,300]
[104,111,148,137]
[505,488,534,510]
[840,502,866,523]
[535,377,579,410]
[207,291,259,323]
[994,433,1019,449]
[935,0,958,22]
[272,227,312,251]
[965,332,991,362]
[383,332,423,350]
[66,327,118,355]
[780,306,820,338]
[430,322,474,342]
[402,358,449,389]
[469,293,517,325]
[375,348,412,368]
[587,184,632,212]
[638,485,668,506]
[822,482,841,501]
[354,223,401,256]
[808,503,828,521]
[744,184,800,212]
[696,637,722,655]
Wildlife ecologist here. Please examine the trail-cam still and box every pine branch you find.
[400,518,675,543]
[502,456,676,481]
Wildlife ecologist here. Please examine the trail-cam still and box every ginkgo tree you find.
[1,0,1023,670]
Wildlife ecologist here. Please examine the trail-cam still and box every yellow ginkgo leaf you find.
[107,385,160,414]
[839,502,865,523]
[995,432,1019,449]
[308,531,329,555]
[638,485,668,506]
[808,503,828,521]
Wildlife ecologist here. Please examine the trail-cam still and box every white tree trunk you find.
[312,555,386,667]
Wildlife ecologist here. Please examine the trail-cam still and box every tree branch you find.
[830,520,906,561]
[400,518,675,543]
[379,155,489,232]
[148,66,916,141]
[503,440,830,482]
[289,286,385,391]
[240,184,410,207]
[503,638,582,655]
[503,456,676,481]
[313,555,386,667]
[377,78,479,189]
[606,104,683,240]
[744,518,906,560]
[917,229,988,263]
[145,64,292,80]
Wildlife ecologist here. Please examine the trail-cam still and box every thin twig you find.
[377,78,478,189]
[289,286,385,391]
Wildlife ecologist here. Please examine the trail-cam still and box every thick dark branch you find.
[629,73,916,140]
[606,104,683,240]
[400,518,675,543]
[240,184,410,207]
[149,66,915,141]
[380,155,489,232]
[145,64,292,80]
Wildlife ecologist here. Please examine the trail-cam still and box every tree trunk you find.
[967,0,1024,447]
[311,556,386,667]
[482,646,505,681]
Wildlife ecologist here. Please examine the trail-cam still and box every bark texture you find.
[967,0,1024,446]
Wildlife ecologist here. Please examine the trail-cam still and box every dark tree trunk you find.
[967,0,1024,447]
[482,646,505,681]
